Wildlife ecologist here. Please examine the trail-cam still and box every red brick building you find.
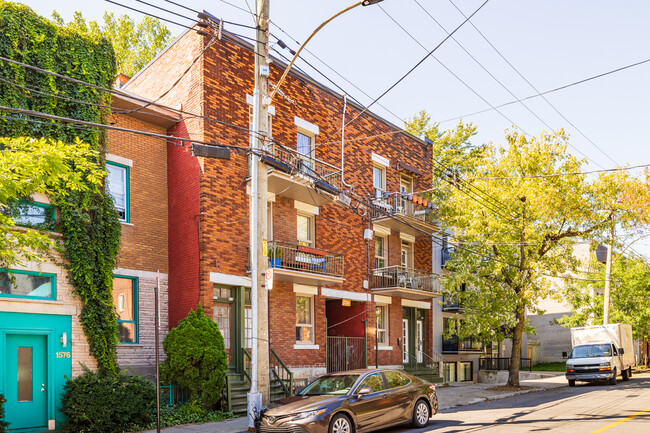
[124,25,442,390]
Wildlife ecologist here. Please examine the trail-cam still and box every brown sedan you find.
[257,369,438,433]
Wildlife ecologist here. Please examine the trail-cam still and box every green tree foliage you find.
[51,10,172,76]
[61,366,155,433]
[0,137,104,269]
[161,304,228,407]
[0,393,8,433]
[438,129,646,387]
[558,254,650,341]
[0,2,121,374]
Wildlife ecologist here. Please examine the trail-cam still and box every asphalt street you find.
[390,374,650,433]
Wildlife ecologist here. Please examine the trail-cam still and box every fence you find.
[478,357,533,372]
[326,336,366,373]
[159,383,192,406]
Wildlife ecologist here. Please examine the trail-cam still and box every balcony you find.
[441,246,454,268]
[371,266,440,300]
[442,293,463,312]
[265,241,345,286]
[442,336,485,353]
[260,142,343,206]
[370,193,438,236]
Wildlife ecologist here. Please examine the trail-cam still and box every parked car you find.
[257,369,438,433]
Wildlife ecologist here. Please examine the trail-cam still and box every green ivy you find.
[0,2,121,374]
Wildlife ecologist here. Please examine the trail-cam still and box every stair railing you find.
[403,350,441,377]
[242,348,252,382]
[270,349,294,397]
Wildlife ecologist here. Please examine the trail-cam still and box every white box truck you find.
[565,323,635,386]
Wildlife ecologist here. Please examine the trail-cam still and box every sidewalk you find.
[140,374,568,433]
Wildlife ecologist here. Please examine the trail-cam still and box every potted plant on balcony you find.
[268,246,283,268]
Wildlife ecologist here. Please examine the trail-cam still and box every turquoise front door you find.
[5,334,48,430]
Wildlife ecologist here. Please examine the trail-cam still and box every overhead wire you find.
[467,163,650,180]
[445,0,619,168]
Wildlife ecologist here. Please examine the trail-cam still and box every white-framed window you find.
[106,161,129,222]
[296,294,314,344]
[214,304,231,349]
[296,131,314,171]
[401,241,413,269]
[245,307,252,349]
[376,304,388,345]
[297,213,314,246]
[375,235,386,268]
[373,165,385,198]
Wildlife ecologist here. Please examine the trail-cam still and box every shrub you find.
[161,304,228,407]
[61,367,155,432]
[0,393,8,433]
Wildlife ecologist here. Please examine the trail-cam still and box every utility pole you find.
[603,224,615,325]
[248,0,270,430]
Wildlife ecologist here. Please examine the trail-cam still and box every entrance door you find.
[5,334,48,429]
[416,319,424,363]
[402,319,409,363]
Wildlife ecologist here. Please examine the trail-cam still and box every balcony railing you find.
[371,266,439,294]
[261,142,342,193]
[267,240,344,278]
[441,246,454,268]
[369,193,436,224]
[442,293,463,311]
[442,336,484,353]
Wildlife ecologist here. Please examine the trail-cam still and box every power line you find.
[445,0,619,168]
[104,0,211,36]
[467,163,650,180]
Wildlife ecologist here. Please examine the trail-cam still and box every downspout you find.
[341,94,353,188]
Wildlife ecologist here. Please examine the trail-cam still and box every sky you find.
[20,0,650,257]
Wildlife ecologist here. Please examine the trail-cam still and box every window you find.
[376,305,388,345]
[112,276,137,343]
[296,295,314,343]
[248,105,273,146]
[443,362,457,382]
[459,361,473,382]
[356,372,384,393]
[245,307,252,349]
[374,236,386,268]
[297,132,313,171]
[373,166,385,198]
[297,213,314,246]
[9,201,55,228]
[401,241,413,269]
[384,371,410,388]
[214,304,231,349]
[0,269,56,299]
[106,162,129,222]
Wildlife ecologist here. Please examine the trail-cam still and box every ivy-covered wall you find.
[0,2,122,375]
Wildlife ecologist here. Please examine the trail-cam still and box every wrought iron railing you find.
[371,265,440,294]
[442,293,463,311]
[261,142,343,192]
[442,335,485,353]
[326,336,366,373]
[479,357,532,372]
[266,240,344,278]
[402,350,441,378]
[159,383,191,406]
[270,349,293,397]
[369,193,436,224]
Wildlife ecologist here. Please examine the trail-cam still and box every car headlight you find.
[292,409,327,420]
[598,362,611,367]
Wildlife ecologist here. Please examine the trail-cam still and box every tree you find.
[559,253,650,341]
[51,11,172,76]
[161,304,228,407]
[0,136,105,269]
[437,129,645,387]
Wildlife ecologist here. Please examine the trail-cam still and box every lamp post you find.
[248,1,383,430]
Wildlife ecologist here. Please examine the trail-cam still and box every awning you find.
[397,160,423,176]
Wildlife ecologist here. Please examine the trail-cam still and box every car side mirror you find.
[562,351,568,359]
[356,387,373,398]
[618,348,624,355]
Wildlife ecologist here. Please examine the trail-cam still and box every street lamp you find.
[268,0,384,101]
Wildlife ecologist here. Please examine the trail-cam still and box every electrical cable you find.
[467,163,650,180]
[104,0,210,36]
[445,0,619,168]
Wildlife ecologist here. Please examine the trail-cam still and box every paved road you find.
[391,374,650,433]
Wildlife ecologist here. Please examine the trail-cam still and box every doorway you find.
[326,299,367,372]
[213,285,251,374]
[5,334,48,430]
[402,307,426,367]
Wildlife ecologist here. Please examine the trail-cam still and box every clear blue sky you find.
[21,0,650,256]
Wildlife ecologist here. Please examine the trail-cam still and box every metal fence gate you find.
[326,336,366,373]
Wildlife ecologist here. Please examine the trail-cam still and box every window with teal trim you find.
[4,200,56,229]
[112,276,138,343]
[106,161,129,222]
[0,269,56,299]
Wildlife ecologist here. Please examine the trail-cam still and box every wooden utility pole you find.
[248,0,270,430]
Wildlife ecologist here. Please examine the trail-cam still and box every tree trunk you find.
[507,306,526,387]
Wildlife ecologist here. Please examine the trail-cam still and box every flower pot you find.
[270,258,282,268]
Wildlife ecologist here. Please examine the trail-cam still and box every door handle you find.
[41,387,45,392]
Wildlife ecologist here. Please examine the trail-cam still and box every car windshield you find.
[571,344,612,358]
[299,374,359,395]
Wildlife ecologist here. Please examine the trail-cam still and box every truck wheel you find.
[628,367,632,378]
[568,379,575,387]
[622,368,629,381]
[609,369,617,385]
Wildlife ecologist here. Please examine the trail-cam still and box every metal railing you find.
[326,336,366,373]
[159,383,192,406]
[372,266,440,294]
[442,336,485,353]
[262,142,343,191]
[270,349,293,398]
[242,348,252,382]
[478,357,533,372]
[402,350,441,378]
[369,193,436,224]
[267,240,344,278]
[442,293,463,311]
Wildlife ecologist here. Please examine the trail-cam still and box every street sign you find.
[265,268,273,290]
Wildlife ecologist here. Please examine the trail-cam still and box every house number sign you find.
[56,352,71,358]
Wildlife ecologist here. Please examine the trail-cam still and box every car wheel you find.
[411,399,430,428]
[329,413,352,433]
[568,379,575,387]
[609,369,617,385]
[628,367,632,378]
[622,367,629,381]
[431,393,439,415]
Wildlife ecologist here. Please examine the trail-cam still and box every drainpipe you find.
[341,94,353,189]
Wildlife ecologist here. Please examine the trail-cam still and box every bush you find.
[161,304,228,407]
[61,367,155,432]
[136,401,236,430]
[0,393,8,433]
